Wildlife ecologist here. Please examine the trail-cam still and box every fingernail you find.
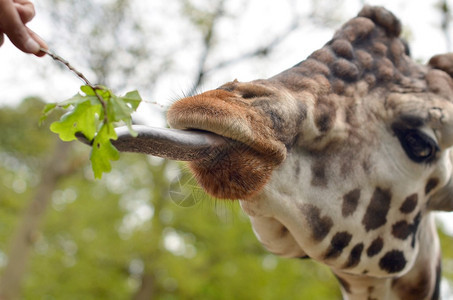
[24,38,40,53]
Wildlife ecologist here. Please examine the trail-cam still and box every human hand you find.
[0,0,47,56]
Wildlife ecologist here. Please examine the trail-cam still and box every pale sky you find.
[0,0,450,108]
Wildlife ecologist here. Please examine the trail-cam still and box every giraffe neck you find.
[334,214,441,300]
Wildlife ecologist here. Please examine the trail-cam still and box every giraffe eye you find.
[398,130,438,163]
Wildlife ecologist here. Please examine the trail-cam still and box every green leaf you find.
[43,84,142,177]
[120,90,142,110]
[90,123,119,179]
[39,103,57,124]
[108,95,135,122]
[50,100,101,142]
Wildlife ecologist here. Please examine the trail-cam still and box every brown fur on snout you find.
[167,89,287,200]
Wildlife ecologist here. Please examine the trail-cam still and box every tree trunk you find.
[0,141,73,300]
[133,274,155,300]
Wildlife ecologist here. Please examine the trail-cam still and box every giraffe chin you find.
[188,140,280,200]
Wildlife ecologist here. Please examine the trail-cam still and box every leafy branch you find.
[40,48,142,179]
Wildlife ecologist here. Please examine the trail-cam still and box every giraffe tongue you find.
[78,125,227,161]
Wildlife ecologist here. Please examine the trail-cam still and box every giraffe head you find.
[112,5,453,298]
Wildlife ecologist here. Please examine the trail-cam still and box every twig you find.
[40,47,108,123]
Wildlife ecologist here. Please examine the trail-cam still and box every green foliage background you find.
[0,99,341,299]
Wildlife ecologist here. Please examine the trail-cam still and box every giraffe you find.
[108,6,453,300]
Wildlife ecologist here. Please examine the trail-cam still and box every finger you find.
[0,0,39,53]
[14,2,35,24]
[27,28,47,56]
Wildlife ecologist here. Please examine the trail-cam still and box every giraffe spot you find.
[334,275,351,294]
[331,39,354,60]
[314,96,337,133]
[366,237,383,257]
[324,231,352,259]
[379,250,406,273]
[344,243,364,268]
[400,194,418,214]
[392,220,412,240]
[332,58,360,81]
[362,187,392,232]
[299,204,333,242]
[425,178,439,195]
[311,159,328,187]
[342,188,361,217]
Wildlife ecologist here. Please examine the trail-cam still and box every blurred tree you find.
[0,0,344,299]
[0,98,341,299]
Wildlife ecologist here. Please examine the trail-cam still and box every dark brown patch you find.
[332,58,360,81]
[280,225,290,237]
[392,268,432,300]
[366,237,383,257]
[367,286,378,300]
[362,187,392,231]
[324,231,352,259]
[309,48,336,65]
[400,194,418,214]
[429,53,453,77]
[311,159,328,187]
[314,96,337,133]
[392,220,412,240]
[298,58,331,76]
[359,6,401,37]
[338,17,375,42]
[334,274,351,294]
[371,42,388,56]
[432,260,441,300]
[344,243,364,268]
[300,204,333,241]
[331,39,354,60]
[331,79,345,94]
[425,178,439,195]
[377,57,395,81]
[379,250,406,273]
[411,212,422,248]
[356,49,374,70]
[342,189,361,217]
